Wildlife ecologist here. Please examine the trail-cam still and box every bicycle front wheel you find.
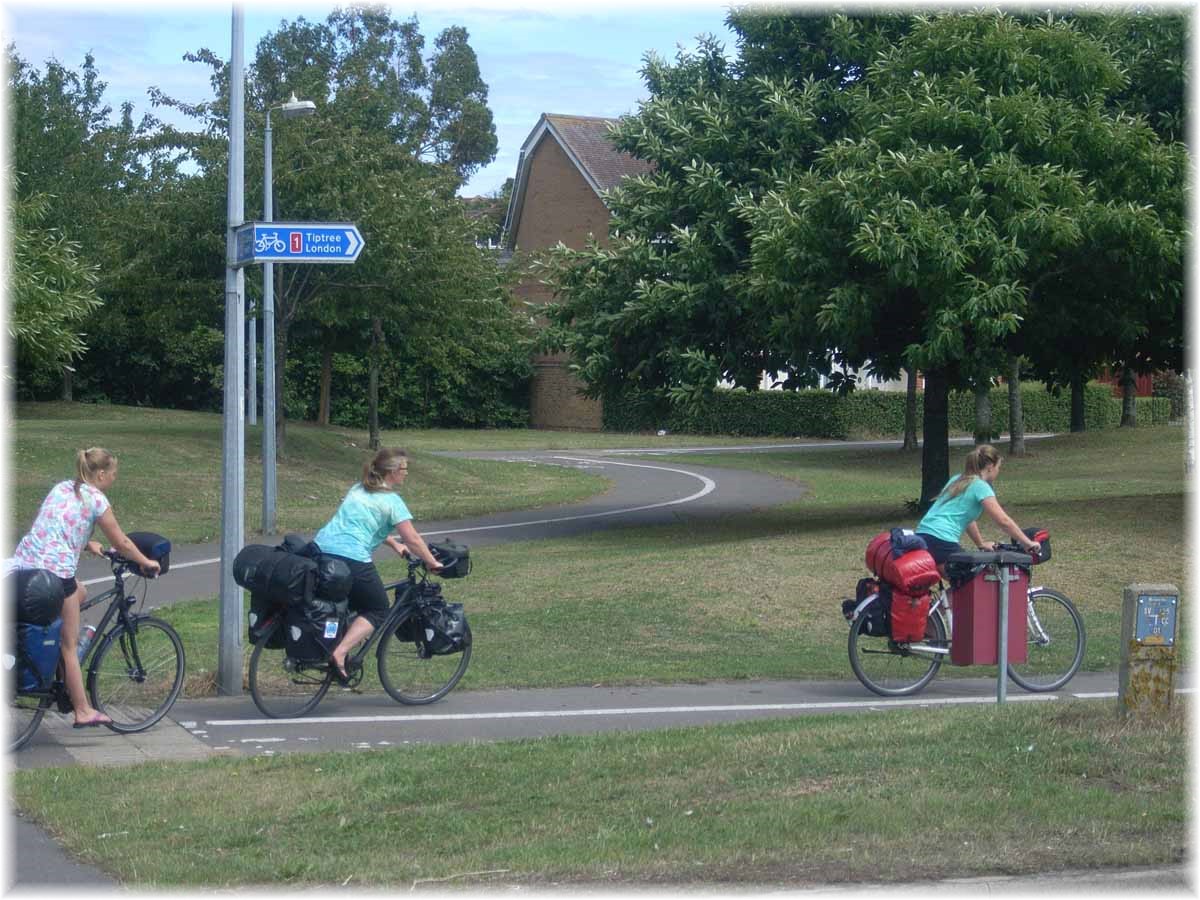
[10,691,51,752]
[1007,588,1086,692]
[378,618,471,705]
[849,605,947,697]
[88,616,186,733]
[248,619,333,718]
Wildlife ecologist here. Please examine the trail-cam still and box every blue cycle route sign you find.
[234,222,365,267]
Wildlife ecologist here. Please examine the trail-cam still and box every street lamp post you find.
[262,93,316,534]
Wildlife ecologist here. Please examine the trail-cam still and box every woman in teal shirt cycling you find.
[314,447,443,681]
[915,444,1041,566]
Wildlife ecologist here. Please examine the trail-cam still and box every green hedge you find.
[603,383,1167,438]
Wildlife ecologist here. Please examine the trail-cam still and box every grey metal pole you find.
[262,111,277,535]
[997,561,1009,705]
[218,3,246,696]
[247,304,257,425]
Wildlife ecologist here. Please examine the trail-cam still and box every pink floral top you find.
[12,481,110,577]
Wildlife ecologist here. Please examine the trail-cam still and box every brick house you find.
[503,113,652,429]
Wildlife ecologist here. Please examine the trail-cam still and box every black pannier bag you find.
[841,577,889,637]
[285,598,348,663]
[126,532,172,576]
[417,597,468,656]
[11,568,66,625]
[860,583,892,637]
[247,591,286,648]
[429,540,470,578]
[314,555,353,603]
[232,544,317,606]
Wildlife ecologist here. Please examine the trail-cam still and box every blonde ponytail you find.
[361,448,408,493]
[74,447,116,498]
[943,444,1001,499]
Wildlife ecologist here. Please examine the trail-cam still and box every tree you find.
[545,10,1182,508]
[746,13,1182,503]
[11,190,103,373]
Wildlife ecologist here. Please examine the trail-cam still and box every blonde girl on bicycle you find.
[915,444,1042,566]
[314,448,443,682]
[10,448,161,727]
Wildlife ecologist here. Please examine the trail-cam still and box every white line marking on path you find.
[204,693,1052,727]
[80,459,716,582]
[201,685,1190,728]
[418,457,716,537]
[80,556,220,586]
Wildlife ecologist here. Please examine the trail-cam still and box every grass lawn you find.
[13,701,1185,888]
[11,402,620,542]
[156,423,1187,694]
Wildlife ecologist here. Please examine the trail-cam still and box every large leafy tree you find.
[744,12,1184,503]
[10,191,103,372]
[545,9,1183,508]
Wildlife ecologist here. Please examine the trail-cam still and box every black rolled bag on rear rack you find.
[235,535,354,652]
[10,568,66,626]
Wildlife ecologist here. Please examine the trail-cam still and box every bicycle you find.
[846,536,1085,698]
[247,553,472,718]
[9,548,187,752]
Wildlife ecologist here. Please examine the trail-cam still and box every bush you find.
[605,382,1136,438]
[1152,370,1188,420]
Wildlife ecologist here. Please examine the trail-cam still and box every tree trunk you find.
[368,317,383,450]
[275,322,289,459]
[318,347,333,426]
[1120,364,1137,427]
[1070,373,1086,432]
[903,367,919,450]
[1008,355,1026,457]
[973,381,992,445]
[919,368,950,511]
[61,367,73,402]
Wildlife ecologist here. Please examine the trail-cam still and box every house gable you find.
[503,113,653,252]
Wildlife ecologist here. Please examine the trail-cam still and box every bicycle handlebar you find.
[103,548,159,578]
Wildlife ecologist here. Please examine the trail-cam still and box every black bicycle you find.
[247,553,472,719]
[9,548,187,751]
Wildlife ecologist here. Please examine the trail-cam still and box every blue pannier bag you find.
[17,617,63,691]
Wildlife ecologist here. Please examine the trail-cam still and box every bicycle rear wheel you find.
[1007,588,1086,692]
[88,616,186,733]
[377,617,471,705]
[9,691,51,752]
[849,603,947,697]
[248,619,333,718]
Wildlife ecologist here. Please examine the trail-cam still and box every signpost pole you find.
[218,3,246,696]
[262,113,277,535]
[247,305,256,426]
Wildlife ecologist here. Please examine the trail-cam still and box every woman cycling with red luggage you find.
[915,444,1041,566]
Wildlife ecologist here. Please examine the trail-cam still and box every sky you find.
[1,0,743,197]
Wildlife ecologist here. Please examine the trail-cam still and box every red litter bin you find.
[947,555,1029,666]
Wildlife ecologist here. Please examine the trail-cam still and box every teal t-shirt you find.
[915,475,996,543]
[314,484,413,562]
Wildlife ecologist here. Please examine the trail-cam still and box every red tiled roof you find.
[542,114,654,190]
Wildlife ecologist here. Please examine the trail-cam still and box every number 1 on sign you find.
[290,232,302,253]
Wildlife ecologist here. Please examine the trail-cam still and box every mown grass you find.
[12,701,1185,888]
[154,423,1186,693]
[12,402,622,542]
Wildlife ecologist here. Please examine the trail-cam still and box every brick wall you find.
[514,135,612,430]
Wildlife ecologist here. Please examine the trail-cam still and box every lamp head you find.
[280,92,317,119]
